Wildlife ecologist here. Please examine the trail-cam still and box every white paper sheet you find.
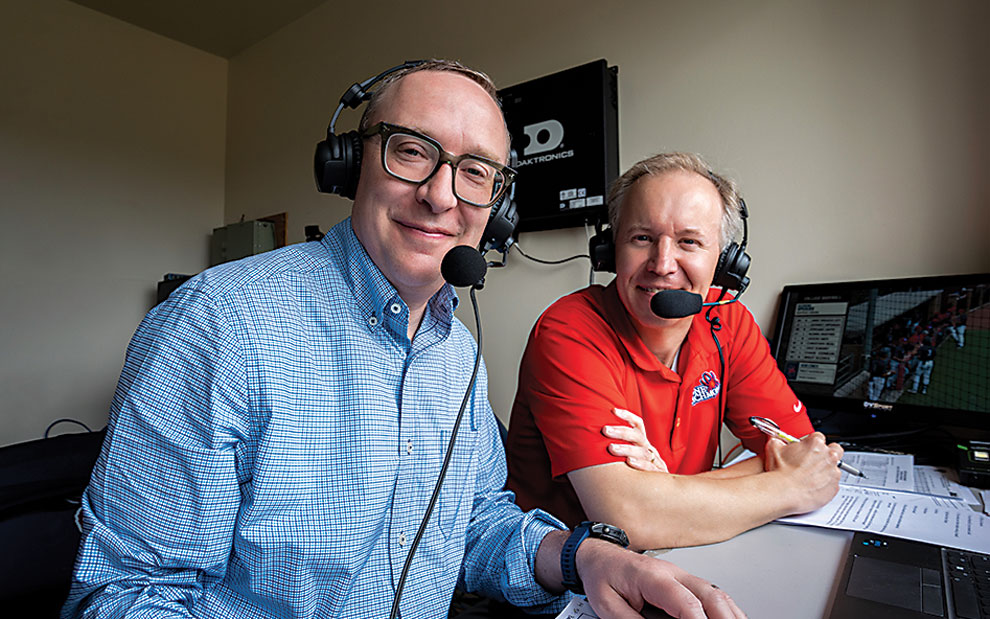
[777,485,990,553]
[554,596,673,619]
[838,452,915,491]
[555,596,598,619]
[913,465,981,504]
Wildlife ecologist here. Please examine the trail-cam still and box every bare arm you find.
[569,434,842,550]
[534,531,746,619]
[603,408,762,479]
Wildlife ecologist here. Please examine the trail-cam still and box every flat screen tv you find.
[768,273,989,448]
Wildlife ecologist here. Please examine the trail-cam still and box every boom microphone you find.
[650,289,739,319]
[441,245,488,288]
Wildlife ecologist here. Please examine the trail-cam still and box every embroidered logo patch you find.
[691,370,721,406]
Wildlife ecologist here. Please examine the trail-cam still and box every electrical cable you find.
[512,243,589,265]
[705,304,727,469]
[44,418,93,439]
[389,286,484,619]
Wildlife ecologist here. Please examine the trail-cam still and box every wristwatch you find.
[560,521,629,594]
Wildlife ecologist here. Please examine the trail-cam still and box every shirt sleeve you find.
[63,286,250,617]
[517,302,630,479]
[722,304,814,454]
[458,388,571,614]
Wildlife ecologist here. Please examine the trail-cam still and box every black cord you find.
[705,306,726,469]
[44,418,93,439]
[512,243,590,266]
[389,286,484,619]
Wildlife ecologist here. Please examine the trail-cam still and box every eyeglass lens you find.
[384,133,504,206]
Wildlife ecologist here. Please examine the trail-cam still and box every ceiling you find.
[69,0,327,58]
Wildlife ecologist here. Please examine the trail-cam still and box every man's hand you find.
[603,408,668,473]
[763,432,843,515]
[578,538,746,619]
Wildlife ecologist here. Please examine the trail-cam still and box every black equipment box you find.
[957,440,990,489]
[498,59,619,233]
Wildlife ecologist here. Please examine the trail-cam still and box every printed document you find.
[555,596,672,619]
[777,485,989,553]
[555,597,598,619]
[838,452,914,491]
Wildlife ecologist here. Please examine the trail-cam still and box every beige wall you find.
[225,0,990,427]
[3,0,987,446]
[0,1,228,445]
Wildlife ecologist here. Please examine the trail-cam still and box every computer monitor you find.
[768,273,989,449]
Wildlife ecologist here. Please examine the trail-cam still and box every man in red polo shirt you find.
[506,152,844,551]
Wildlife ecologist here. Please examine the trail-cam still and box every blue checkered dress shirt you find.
[63,219,568,618]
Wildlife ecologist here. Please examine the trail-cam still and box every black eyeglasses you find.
[362,122,516,208]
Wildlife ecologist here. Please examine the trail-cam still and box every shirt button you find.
[390,303,402,314]
[367,315,378,327]
[398,532,407,546]
[406,439,413,454]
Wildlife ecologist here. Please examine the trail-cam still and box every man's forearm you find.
[568,464,803,551]
[694,453,764,479]
[569,435,841,551]
[533,529,569,593]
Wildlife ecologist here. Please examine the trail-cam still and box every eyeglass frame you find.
[361,122,517,208]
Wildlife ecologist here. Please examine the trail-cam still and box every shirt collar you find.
[600,281,673,375]
[599,282,721,378]
[323,218,459,341]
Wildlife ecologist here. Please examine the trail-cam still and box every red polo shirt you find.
[506,282,812,527]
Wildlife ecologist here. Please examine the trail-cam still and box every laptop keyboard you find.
[944,548,990,619]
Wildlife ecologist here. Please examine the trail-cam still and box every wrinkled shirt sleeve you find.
[63,286,249,617]
[458,396,571,614]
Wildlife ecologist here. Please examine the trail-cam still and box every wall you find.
[0,0,228,445]
[224,0,990,428]
[5,0,985,446]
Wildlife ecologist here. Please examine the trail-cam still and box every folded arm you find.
[568,433,842,550]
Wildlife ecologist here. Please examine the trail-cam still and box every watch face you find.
[590,522,630,547]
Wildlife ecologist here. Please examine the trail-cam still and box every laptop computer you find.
[828,532,989,618]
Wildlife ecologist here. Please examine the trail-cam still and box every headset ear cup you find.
[712,243,737,289]
[589,227,615,273]
[712,243,734,289]
[481,195,519,253]
[314,130,363,199]
[712,242,751,292]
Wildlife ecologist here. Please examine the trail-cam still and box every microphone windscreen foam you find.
[650,290,703,319]
[441,245,487,288]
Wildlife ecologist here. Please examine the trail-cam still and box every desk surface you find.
[648,523,853,619]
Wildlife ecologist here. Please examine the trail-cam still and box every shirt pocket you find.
[436,423,479,540]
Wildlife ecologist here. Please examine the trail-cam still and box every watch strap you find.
[560,522,592,594]
[560,521,629,595]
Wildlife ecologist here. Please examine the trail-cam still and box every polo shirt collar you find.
[600,282,677,377]
[600,282,722,380]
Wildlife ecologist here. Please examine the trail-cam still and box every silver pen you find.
[749,416,866,478]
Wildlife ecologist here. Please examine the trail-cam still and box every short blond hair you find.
[607,152,744,250]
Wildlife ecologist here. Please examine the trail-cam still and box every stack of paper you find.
[778,451,988,553]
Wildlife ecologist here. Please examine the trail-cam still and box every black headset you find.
[588,187,751,294]
[314,61,519,254]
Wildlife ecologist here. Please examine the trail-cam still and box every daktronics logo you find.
[517,119,574,167]
[522,120,564,155]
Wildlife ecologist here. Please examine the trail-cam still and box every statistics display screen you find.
[769,274,989,433]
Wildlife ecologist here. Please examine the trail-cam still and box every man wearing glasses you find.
[63,61,743,618]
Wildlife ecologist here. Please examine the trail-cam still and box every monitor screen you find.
[768,273,989,439]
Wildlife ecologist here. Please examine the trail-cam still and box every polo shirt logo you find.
[691,370,721,406]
